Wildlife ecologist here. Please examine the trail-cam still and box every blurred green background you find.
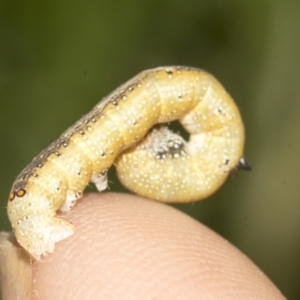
[1,0,299,298]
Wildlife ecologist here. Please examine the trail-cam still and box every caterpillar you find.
[7,66,250,260]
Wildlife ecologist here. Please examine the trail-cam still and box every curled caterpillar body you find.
[7,66,247,260]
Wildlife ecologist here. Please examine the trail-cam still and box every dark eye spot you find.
[16,189,26,197]
[9,192,15,201]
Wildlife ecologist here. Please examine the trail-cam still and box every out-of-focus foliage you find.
[1,1,299,298]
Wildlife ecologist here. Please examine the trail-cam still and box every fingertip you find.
[30,193,285,300]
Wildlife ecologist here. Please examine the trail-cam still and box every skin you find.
[2,193,285,299]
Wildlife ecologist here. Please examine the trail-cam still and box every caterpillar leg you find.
[12,214,74,260]
[91,171,108,192]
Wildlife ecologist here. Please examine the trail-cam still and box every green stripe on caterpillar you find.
[7,66,249,260]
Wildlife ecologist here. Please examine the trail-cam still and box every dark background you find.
[1,1,299,298]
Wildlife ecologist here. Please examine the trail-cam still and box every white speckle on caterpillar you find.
[7,66,249,260]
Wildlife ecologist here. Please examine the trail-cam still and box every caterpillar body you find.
[7,66,249,260]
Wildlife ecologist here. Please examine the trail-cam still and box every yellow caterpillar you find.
[7,66,250,260]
